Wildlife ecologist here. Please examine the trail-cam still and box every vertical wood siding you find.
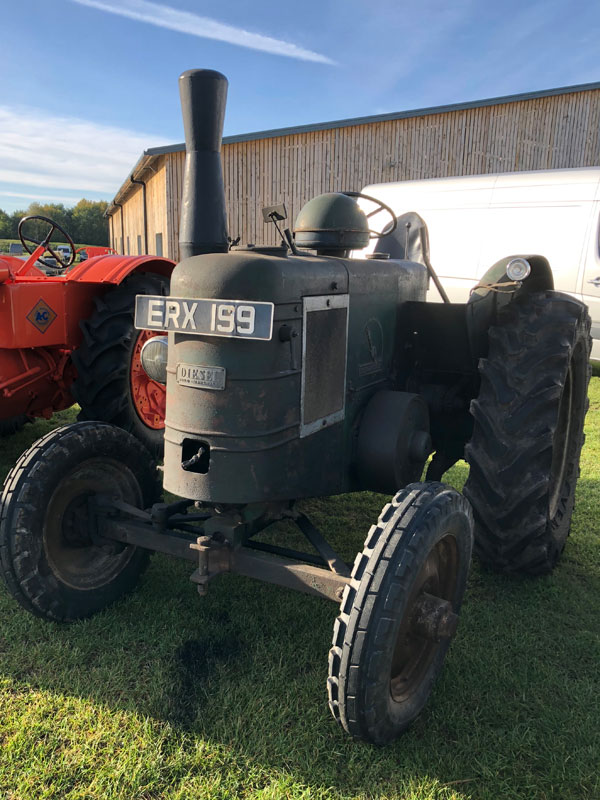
[121,187,143,255]
[110,157,167,256]
[118,89,600,260]
[145,156,167,256]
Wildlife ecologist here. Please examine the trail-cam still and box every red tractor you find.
[0,215,174,452]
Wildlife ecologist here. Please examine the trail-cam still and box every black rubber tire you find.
[327,482,473,744]
[71,273,168,456]
[0,421,161,622]
[464,291,592,575]
[0,415,31,437]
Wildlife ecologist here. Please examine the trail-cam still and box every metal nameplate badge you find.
[135,295,274,341]
[176,363,226,390]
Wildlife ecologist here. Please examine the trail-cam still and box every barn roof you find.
[106,79,600,215]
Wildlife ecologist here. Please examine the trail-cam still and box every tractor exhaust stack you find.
[178,69,229,258]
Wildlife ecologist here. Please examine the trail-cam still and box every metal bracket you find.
[189,535,349,602]
[95,498,351,603]
[294,513,350,576]
[189,535,231,595]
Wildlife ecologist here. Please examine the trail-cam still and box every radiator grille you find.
[301,295,349,437]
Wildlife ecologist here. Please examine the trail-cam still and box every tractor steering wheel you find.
[18,215,76,270]
[342,192,398,239]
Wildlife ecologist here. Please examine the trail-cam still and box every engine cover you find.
[138,248,428,504]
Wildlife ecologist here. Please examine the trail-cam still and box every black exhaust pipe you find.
[178,69,229,259]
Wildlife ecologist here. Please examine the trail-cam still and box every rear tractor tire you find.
[464,291,592,575]
[327,483,473,744]
[0,415,32,437]
[0,422,161,622]
[71,273,168,456]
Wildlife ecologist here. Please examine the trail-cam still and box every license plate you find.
[135,295,274,341]
[176,363,226,390]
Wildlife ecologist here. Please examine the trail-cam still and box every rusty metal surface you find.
[98,498,351,603]
[410,592,458,642]
[295,513,350,576]
[189,542,349,603]
[97,510,198,562]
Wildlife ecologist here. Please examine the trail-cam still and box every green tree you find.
[2,199,109,247]
[0,209,12,239]
[10,203,72,245]
[9,210,26,239]
[71,199,109,245]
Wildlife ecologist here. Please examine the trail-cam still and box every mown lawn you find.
[0,376,598,800]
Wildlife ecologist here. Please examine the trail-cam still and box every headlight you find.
[140,335,168,384]
[506,258,531,281]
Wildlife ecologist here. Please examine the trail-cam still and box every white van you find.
[56,245,72,260]
[360,167,600,361]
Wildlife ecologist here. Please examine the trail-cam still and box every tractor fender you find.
[466,254,554,361]
[65,254,175,285]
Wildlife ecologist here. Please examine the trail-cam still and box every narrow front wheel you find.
[327,482,473,744]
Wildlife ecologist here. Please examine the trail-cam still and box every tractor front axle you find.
[92,495,351,603]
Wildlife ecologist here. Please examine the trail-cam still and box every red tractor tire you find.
[71,273,168,456]
[0,415,32,437]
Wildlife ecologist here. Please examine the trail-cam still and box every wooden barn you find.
[106,80,600,261]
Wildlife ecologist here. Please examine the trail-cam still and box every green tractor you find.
[0,69,591,744]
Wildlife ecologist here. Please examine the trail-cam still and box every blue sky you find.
[1,0,599,214]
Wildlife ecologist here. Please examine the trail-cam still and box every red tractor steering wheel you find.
[18,215,76,270]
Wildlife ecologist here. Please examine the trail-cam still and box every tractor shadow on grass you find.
[0,480,599,799]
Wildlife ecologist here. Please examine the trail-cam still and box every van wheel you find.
[0,422,160,622]
[464,291,591,575]
[71,273,168,456]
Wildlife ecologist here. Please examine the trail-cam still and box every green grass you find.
[0,380,599,800]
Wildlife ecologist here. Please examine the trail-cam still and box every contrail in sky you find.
[70,0,336,64]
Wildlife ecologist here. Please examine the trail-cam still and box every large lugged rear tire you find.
[0,415,31,437]
[71,273,168,456]
[327,483,473,744]
[0,422,161,622]
[464,291,592,575]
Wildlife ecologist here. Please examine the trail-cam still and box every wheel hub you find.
[389,532,459,703]
[62,493,94,548]
[44,459,141,591]
[130,330,166,430]
[410,592,459,642]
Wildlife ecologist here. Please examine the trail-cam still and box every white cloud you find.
[0,106,169,196]
[0,190,91,205]
[71,0,336,64]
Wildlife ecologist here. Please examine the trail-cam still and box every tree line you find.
[0,199,109,246]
